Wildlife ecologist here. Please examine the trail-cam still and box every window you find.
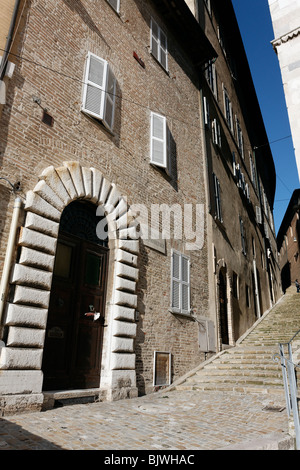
[246,284,250,308]
[232,151,237,177]
[223,85,233,131]
[205,60,218,98]
[256,206,262,224]
[236,116,244,158]
[150,111,169,171]
[171,250,190,315]
[213,173,222,222]
[212,118,221,147]
[150,18,168,71]
[232,272,239,299]
[249,153,257,191]
[81,52,116,132]
[203,96,210,127]
[106,0,120,13]
[239,216,246,255]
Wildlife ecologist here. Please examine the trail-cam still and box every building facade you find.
[197,0,281,348]
[0,0,280,415]
[268,0,300,182]
[277,190,300,293]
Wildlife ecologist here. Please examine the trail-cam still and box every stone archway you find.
[1,161,140,407]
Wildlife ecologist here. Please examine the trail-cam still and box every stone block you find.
[25,191,61,222]
[113,305,136,322]
[115,276,136,292]
[111,336,134,352]
[90,167,103,202]
[11,264,53,290]
[112,320,137,337]
[114,290,137,308]
[13,285,50,308]
[110,352,136,370]
[116,249,138,266]
[99,178,112,205]
[25,212,59,237]
[118,239,139,254]
[110,369,136,389]
[40,165,71,205]
[0,347,43,370]
[116,262,139,280]
[7,327,45,348]
[82,167,92,199]
[5,303,48,328]
[33,180,65,211]
[19,247,55,271]
[18,227,57,255]
[56,166,77,200]
[0,370,43,394]
[63,161,85,198]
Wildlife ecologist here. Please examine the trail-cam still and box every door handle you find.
[84,305,101,321]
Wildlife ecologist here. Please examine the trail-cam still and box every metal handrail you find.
[280,328,300,347]
[274,335,300,450]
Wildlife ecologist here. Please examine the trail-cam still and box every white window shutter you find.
[150,112,167,168]
[159,29,168,71]
[212,119,221,147]
[82,52,108,120]
[203,96,210,126]
[150,19,160,61]
[256,206,262,224]
[103,65,116,132]
[181,255,190,313]
[171,251,190,314]
[171,251,181,310]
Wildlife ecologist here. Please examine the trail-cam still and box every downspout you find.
[0,0,21,80]
[0,197,22,339]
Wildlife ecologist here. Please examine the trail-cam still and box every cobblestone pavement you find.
[0,389,291,451]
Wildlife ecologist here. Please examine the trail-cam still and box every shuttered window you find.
[171,250,190,315]
[212,118,221,147]
[82,52,116,132]
[150,111,168,169]
[239,216,246,255]
[213,173,222,222]
[236,116,244,158]
[203,96,210,127]
[223,85,233,132]
[150,18,168,71]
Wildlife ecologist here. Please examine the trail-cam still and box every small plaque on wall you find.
[153,351,171,386]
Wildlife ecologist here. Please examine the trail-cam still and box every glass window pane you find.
[85,253,102,286]
[54,243,73,279]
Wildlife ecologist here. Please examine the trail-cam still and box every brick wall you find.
[0,0,210,393]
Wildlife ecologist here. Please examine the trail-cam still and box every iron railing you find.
[273,328,300,450]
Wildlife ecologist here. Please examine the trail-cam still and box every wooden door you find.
[42,234,108,391]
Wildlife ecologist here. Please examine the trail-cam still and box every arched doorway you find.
[219,269,229,345]
[42,201,109,391]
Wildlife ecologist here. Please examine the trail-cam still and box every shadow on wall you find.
[62,0,109,46]
[134,241,148,396]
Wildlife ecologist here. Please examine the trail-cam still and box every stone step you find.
[170,293,300,397]
[175,383,284,395]
[197,368,282,379]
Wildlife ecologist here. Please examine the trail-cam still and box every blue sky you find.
[232,0,299,234]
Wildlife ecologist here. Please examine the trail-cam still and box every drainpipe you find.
[0,0,21,80]
[0,197,22,336]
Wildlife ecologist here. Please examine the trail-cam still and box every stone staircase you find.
[171,289,300,396]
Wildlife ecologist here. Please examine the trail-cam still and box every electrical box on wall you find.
[198,318,216,353]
